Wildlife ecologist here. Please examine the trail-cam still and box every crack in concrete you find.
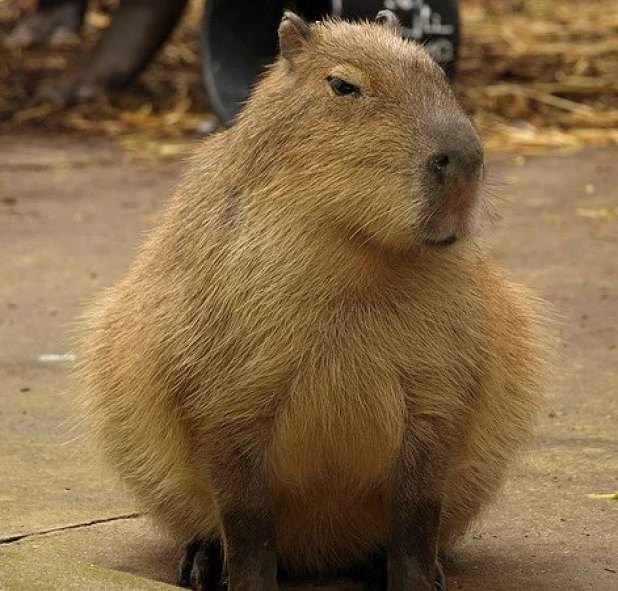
[0,513,141,545]
[0,160,121,172]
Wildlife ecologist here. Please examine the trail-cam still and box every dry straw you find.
[1,0,616,155]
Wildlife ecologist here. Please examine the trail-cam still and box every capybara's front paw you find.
[177,538,225,590]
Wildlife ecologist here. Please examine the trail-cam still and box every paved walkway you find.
[0,136,616,590]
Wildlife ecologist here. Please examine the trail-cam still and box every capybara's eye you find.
[326,76,361,97]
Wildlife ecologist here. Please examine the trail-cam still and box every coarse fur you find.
[76,15,550,582]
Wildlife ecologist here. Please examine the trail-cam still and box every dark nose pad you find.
[430,146,484,181]
[429,118,484,182]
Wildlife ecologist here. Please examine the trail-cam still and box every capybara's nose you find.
[428,120,484,182]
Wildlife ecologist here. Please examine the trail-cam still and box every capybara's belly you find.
[267,373,404,570]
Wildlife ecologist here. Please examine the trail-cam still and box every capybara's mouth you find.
[422,234,458,247]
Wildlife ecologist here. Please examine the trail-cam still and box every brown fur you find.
[76,14,550,583]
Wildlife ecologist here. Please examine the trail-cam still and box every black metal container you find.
[202,0,459,125]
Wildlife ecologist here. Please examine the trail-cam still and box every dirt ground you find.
[0,135,616,590]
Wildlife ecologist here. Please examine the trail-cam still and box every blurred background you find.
[1,0,617,156]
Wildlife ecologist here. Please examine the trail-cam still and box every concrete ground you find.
[0,135,616,590]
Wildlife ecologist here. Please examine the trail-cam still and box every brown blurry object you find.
[1,0,617,154]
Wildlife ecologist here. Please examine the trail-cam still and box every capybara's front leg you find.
[387,433,447,591]
[222,510,278,591]
[207,434,278,591]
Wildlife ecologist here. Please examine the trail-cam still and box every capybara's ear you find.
[279,11,311,62]
[375,10,401,34]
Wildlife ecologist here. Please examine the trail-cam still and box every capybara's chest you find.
[265,295,477,494]
[268,355,406,492]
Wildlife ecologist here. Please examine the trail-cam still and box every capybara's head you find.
[237,11,484,252]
